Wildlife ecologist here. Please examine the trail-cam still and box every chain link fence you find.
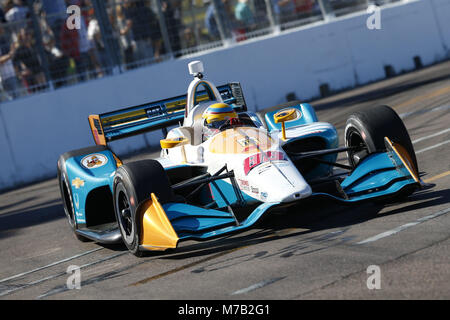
[0,0,401,103]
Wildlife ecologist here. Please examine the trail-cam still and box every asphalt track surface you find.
[1,61,449,300]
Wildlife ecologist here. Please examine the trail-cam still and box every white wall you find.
[0,0,449,191]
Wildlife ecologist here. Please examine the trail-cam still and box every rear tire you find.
[344,105,418,172]
[113,160,173,257]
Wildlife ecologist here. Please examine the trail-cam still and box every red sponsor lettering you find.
[243,151,286,175]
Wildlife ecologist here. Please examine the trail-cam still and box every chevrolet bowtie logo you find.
[72,177,85,189]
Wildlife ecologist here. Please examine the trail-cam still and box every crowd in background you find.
[0,0,385,102]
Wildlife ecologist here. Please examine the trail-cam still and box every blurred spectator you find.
[0,23,20,100]
[122,0,161,63]
[205,0,237,40]
[205,1,218,40]
[271,0,296,24]
[115,4,134,67]
[161,0,182,57]
[0,7,6,23]
[4,0,29,23]
[252,0,270,29]
[11,28,46,92]
[60,14,86,81]
[234,0,255,32]
[60,0,102,81]
[41,0,66,49]
[294,0,315,14]
[4,0,30,35]
[43,35,69,88]
[87,13,109,74]
[38,10,55,43]
[180,26,196,50]
[78,12,103,78]
[81,0,92,25]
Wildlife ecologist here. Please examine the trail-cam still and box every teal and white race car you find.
[58,61,423,256]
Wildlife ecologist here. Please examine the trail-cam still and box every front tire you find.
[57,159,90,242]
[344,105,418,172]
[113,160,173,256]
[345,105,419,200]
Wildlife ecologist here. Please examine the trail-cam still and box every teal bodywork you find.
[265,102,339,180]
[162,202,280,241]
[313,151,419,202]
[64,149,118,225]
[265,103,318,130]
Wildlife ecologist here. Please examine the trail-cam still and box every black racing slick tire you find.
[57,155,92,242]
[344,105,418,173]
[113,160,173,257]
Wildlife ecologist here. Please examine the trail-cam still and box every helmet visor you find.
[207,119,228,130]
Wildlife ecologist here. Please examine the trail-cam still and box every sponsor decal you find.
[71,177,85,189]
[260,192,268,200]
[74,193,80,209]
[81,154,108,169]
[258,163,272,174]
[277,162,290,167]
[244,151,287,175]
[251,187,259,194]
[303,130,324,135]
[238,179,250,191]
[238,136,259,148]
[237,136,260,153]
[75,211,85,223]
[238,179,249,186]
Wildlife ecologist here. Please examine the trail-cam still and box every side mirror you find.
[160,137,189,163]
[274,108,297,140]
[160,137,188,149]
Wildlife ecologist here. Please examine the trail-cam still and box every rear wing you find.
[89,83,247,145]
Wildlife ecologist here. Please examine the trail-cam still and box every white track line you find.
[356,207,450,245]
[400,105,450,119]
[0,247,103,284]
[412,128,450,144]
[0,251,126,297]
[416,139,450,154]
[231,277,285,295]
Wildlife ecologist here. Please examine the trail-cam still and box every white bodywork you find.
[157,62,319,204]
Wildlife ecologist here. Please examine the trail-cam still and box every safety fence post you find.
[155,0,174,59]
[318,0,335,21]
[263,0,278,33]
[211,0,229,46]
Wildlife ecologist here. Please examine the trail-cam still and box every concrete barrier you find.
[0,0,448,191]
[431,0,450,53]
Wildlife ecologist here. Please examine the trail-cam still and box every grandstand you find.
[0,0,399,102]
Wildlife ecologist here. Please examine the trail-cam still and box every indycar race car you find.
[58,61,423,256]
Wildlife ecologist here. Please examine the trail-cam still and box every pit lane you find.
[1,60,449,300]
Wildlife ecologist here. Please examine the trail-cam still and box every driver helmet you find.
[202,103,238,130]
